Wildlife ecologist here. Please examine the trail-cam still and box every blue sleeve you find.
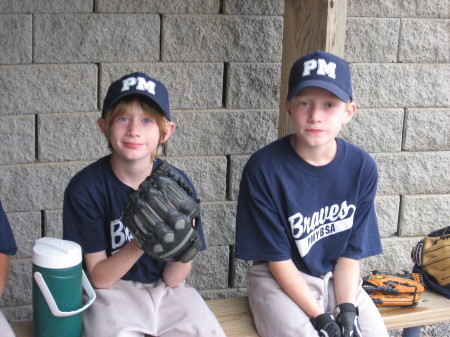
[343,156,383,260]
[235,161,292,261]
[63,177,109,254]
[0,200,17,255]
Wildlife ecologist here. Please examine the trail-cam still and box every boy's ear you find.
[343,101,356,125]
[97,118,106,133]
[161,121,175,143]
[285,100,292,116]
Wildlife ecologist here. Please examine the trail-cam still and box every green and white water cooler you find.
[32,237,96,337]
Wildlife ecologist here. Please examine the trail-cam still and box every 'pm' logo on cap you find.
[302,59,336,79]
[121,76,156,95]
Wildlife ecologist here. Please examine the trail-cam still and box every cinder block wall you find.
[0,0,448,326]
[343,0,450,276]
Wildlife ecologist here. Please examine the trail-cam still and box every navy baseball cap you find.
[102,72,171,121]
[287,50,352,103]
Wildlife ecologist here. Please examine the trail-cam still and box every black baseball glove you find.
[122,160,202,262]
[311,313,342,337]
[336,303,362,337]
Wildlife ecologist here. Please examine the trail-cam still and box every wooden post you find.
[278,0,348,137]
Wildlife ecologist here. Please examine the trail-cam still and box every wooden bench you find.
[10,289,450,337]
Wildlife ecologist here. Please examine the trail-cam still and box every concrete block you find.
[163,15,283,62]
[38,112,109,162]
[0,162,88,212]
[200,288,247,301]
[373,152,450,195]
[0,64,98,114]
[45,209,63,239]
[34,14,160,63]
[202,201,237,246]
[399,19,450,63]
[188,245,229,290]
[400,194,450,237]
[360,237,419,275]
[229,155,250,201]
[233,258,252,288]
[0,0,92,13]
[351,63,450,108]
[339,108,404,153]
[403,108,450,151]
[227,63,281,109]
[0,15,32,64]
[166,109,279,156]
[0,259,32,308]
[0,115,35,164]
[5,211,41,259]
[375,195,400,238]
[100,63,223,111]
[345,18,400,63]
[97,0,220,13]
[167,156,227,202]
[347,0,449,18]
[0,303,32,323]
[223,0,284,15]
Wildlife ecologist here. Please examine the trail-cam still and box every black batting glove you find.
[311,313,342,337]
[335,303,362,337]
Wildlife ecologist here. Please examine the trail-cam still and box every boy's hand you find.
[335,303,362,337]
[311,313,342,337]
[122,160,202,263]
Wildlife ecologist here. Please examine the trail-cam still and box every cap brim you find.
[102,91,169,120]
[287,79,350,103]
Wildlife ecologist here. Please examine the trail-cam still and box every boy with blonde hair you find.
[235,51,388,337]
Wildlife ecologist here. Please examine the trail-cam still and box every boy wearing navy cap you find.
[235,51,388,337]
[63,73,225,337]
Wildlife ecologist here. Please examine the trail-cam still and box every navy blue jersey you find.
[63,156,206,284]
[235,136,382,277]
[0,200,17,255]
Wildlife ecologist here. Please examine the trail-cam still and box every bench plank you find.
[378,290,450,330]
[206,290,450,336]
[10,320,33,337]
[207,297,259,337]
[10,290,450,337]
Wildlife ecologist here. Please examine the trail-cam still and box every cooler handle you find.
[34,270,97,317]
